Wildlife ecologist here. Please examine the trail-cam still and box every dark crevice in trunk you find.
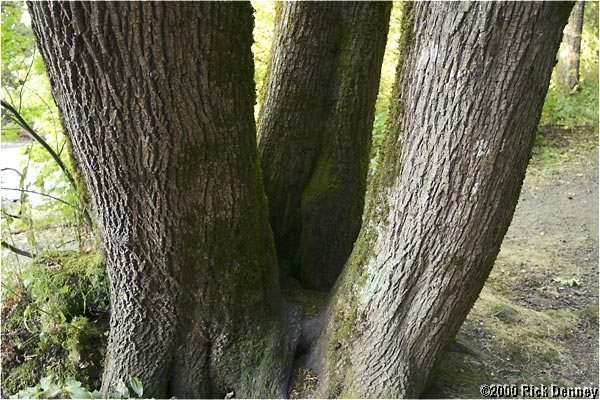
[286,310,328,398]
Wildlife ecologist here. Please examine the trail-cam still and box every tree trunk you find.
[556,1,585,90]
[310,2,573,398]
[258,2,391,291]
[28,2,299,398]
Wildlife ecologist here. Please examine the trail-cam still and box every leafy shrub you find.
[540,80,599,128]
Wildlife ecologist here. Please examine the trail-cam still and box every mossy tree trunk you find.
[28,2,299,398]
[310,2,573,397]
[556,1,585,90]
[258,2,391,291]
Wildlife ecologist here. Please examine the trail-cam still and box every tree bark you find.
[258,2,391,291]
[310,2,573,398]
[556,1,585,90]
[28,2,298,398]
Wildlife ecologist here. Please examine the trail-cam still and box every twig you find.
[1,187,76,208]
[3,86,16,106]
[0,100,94,229]
[57,239,76,249]
[1,209,21,219]
[26,84,61,154]
[1,100,77,190]
[18,48,37,113]
[1,240,36,258]
[1,167,24,177]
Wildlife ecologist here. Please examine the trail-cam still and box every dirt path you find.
[428,148,599,398]
[503,150,599,385]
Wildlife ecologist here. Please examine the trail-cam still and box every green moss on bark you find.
[259,3,390,290]
[315,4,416,396]
[363,2,414,226]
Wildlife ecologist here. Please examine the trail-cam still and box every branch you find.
[1,209,22,219]
[1,167,24,177]
[1,100,77,189]
[1,187,76,208]
[1,240,37,258]
[1,100,94,230]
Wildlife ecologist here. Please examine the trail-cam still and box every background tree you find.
[258,2,391,291]
[556,1,585,90]
[308,2,573,397]
[28,2,298,397]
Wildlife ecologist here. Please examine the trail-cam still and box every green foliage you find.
[252,1,276,111]
[128,376,144,398]
[370,3,404,171]
[9,375,144,399]
[24,251,107,325]
[529,125,597,174]
[541,78,599,127]
[1,137,86,263]
[1,2,86,264]
[581,1,599,70]
[540,1,599,128]
[9,375,101,399]
[1,1,59,142]
[1,1,36,88]
[1,251,108,396]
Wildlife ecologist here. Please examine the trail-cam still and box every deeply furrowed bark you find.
[258,2,391,291]
[28,2,298,398]
[311,2,573,398]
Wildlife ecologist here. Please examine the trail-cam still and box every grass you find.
[529,125,598,178]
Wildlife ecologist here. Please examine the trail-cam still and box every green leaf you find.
[44,382,63,399]
[11,386,40,399]
[66,386,92,399]
[64,378,82,389]
[559,278,580,287]
[39,376,53,391]
[113,380,129,399]
[23,304,31,320]
[65,378,92,399]
[22,273,34,287]
[129,376,144,398]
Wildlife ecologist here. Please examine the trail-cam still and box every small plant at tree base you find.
[9,375,144,399]
[1,251,109,396]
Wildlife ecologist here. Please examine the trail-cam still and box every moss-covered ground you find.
[1,251,108,397]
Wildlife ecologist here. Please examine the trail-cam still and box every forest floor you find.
[427,126,599,398]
